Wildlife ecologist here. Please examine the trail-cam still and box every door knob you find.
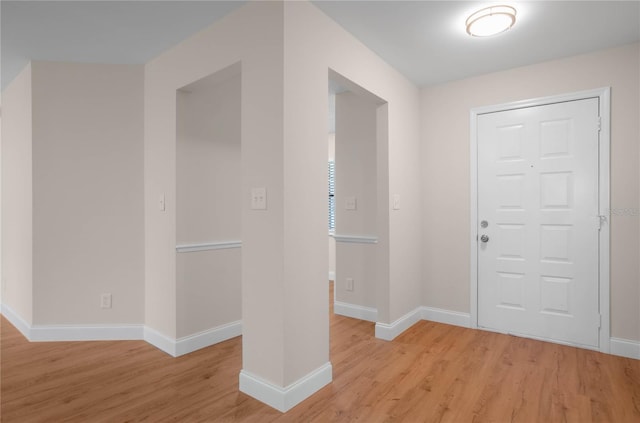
[480,234,489,243]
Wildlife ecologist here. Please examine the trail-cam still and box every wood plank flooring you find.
[2,283,639,422]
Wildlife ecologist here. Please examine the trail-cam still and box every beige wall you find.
[284,1,422,327]
[145,0,422,391]
[421,43,640,341]
[31,61,144,324]
[144,1,292,385]
[334,91,378,309]
[329,132,335,279]
[176,72,241,338]
[1,63,33,324]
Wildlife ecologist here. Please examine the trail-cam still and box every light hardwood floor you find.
[2,283,639,422]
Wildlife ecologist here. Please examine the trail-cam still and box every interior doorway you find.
[175,63,242,344]
[328,70,388,324]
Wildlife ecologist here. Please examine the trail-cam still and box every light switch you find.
[345,196,357,210]
[251,187,267,210]
[159,193,166,212]
[393,194,400,210]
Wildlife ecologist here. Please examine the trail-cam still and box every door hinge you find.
[597,313,602,329]
[597,215,607,231]
[597,116,602,132]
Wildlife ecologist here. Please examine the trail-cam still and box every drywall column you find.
[1,63,33,326]
[175,73,242,340]
[241,3,333,409]
[144,1,330,409]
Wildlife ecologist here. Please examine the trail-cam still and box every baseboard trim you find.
[328,271,336,281]
[175,320,242,356]
[239,362,332,412]
[334,301,377,322]
[144,326,178,356]
[610,337,640,360]
[421,306,471,328]
[2,305,242,357]
[375,307,422,341]
[1,303,144,342]
[1,303,31,340]
[29,324,144,342]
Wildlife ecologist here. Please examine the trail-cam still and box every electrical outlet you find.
[345,196,357,210]
[100,293,112,309]
[251,187,267,210]
[346,277,354,292]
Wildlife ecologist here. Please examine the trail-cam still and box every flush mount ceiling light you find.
[466,5,517,37]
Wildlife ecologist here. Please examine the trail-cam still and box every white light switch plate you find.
[393,194,400,210]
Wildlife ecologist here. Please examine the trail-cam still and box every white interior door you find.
[477,98,601,348]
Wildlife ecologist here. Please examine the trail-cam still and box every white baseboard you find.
[2,304,243,357]
[334,301,377,322]
[30,324,144,341]
[175,320,242,356]
[1,303,144,341]
[239,362,332,412]
[421,306,471,328]
[328,271,336,281]
[1,303,32,339]
[144,326,178,356]
[610,337,640,360]
[375,307,422,341]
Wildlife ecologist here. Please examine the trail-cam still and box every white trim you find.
[421,306,471,328]
[1,303,31,339]
[175,321,242,356]
[598,88,611,353]
[239,362,333,412]
[469,87,611,354]
[610,338,640,360]
[2,303,145,341]
[334,301,378,322]
[328,271,336,281]
[144,326,178,357]
[29,324,143,341]
[176,240,241,253]
[332,234,378,244]
[375,307,421,341]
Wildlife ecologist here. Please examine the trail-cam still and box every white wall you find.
[334,91,378,310]
[31,61,144,324]
[421,43,640,341]
[1,63,33,324]
[176,72,241,338]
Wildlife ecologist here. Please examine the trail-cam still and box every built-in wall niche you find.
[175,63,242,340]
[328,69,388,323]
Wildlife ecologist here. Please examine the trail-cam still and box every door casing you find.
[469,87,611,353]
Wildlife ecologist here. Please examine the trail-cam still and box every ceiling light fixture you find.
[466,5,517,37]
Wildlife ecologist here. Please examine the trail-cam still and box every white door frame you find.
[469,87,611,353]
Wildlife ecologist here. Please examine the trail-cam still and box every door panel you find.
[477,98,600,347]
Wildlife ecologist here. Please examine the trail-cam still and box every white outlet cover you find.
[251,187,267,210]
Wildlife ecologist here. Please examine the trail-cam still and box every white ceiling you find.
[2,1,639,91]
